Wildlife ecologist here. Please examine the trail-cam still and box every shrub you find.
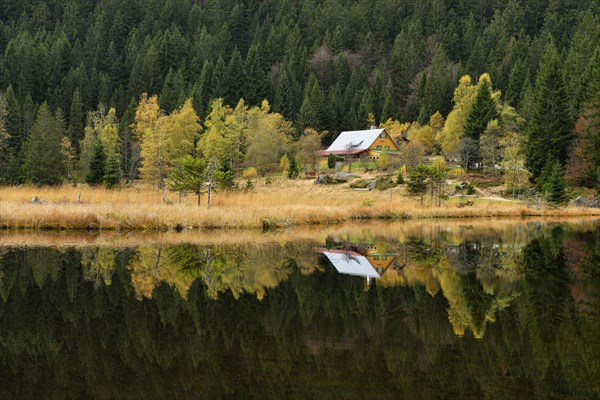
[350,179,370,189]
[396,172,405,184]
[375,177,396,190]
[242,167,258,179]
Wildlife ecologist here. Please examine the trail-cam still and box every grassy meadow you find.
[1,177,600,231]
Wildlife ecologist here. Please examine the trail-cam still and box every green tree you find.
[22,103,66,185]
[86,139,106,186]
[287,153,299,179]
[168,155,207,205]
[243,44,269,105]
[68,88,84,146]
[418,45,453,122]
[545,160,568,204]
[297,75,327,131]
[0,93,10,175]
[103,153,121,188]
[226,48,244,106]
[159,68,185,113]
[327,153,337,169]
[526,42,575,181]
[407,164,430,204]
[463,76,499,141]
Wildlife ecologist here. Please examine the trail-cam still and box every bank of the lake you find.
[1,182,599,231]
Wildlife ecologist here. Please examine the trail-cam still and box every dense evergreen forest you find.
[0,0,598,193]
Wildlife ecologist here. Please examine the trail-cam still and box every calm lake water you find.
[0,220,599,399]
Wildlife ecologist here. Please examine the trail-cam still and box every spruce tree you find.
[211,56,227,100]
[86,140,106,186]
[287,154,299,179]
[68,88,84,146]
[243,44,268,105]
[159,68,185,113]
[103,152,121,188]
[191,61,212,116]
[226,48,245,106]
[418,45,453,123]
[545,161,567,204]
[297,75,326,131]
[273,67,297,121]
[21,103,66,185]
[463,76,499,141]
[525,42,575,181]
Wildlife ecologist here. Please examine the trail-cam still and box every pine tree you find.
[525,42,575,181]
[463,75,499,141]
[191,60,212,116]
[243,44,269,105]
[22,103,66,185]
[159,68,185,113]
[418,45,453,123]
[103,152,121,188]
[211,56,227,100]
[297,75,326,131]
[273,67,297,121]
[287,154,299,179]
[226,48,244,106]
[68,88,84,147]
[86,139,106,186]
[545,160,567,204]
[0,93,10,180]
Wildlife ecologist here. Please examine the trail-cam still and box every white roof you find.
[322,251,380,279]
[326,129,385,152]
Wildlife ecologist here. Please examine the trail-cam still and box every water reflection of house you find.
[315,245,398,281]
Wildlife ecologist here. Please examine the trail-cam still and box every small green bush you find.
[396,173,405,184]
[375,177,397,191]
[350,179,370,189]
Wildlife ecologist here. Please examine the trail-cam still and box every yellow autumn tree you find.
[196,98,234,163]
[437,75,477,159]
[245,101,292,174]
[137,98,200,187]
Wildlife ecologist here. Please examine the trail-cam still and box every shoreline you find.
[2,183,599,231]
[2,202,600,231]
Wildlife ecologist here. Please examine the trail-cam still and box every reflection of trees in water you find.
[0,224,598,398]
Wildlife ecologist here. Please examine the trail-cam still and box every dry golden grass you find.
[1,180,599,231]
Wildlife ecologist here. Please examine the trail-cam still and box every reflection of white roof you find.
[326,129,385,152]
[322,250,380,279]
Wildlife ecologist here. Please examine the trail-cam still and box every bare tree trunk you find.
[207,182,212,209]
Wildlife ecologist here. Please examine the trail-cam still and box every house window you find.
[379,134,386,138]
[384,145,389,150]
[373,256,379,260]
[376,145,381,149]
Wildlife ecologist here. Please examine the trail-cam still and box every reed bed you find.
[1,181,599,231]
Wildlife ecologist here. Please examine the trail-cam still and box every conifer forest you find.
[0,0,599,198]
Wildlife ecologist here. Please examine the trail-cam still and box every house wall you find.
[366,132,400,158]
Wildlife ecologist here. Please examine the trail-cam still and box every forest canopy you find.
[0,0,598,190]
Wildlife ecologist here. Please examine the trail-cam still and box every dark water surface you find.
[0,220,599,399]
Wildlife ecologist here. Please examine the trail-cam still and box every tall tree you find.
[68,88,84,148]
[86,139,107,186]
[525,42,575,181]
[21,103,66,185]
[463,75,499,141]
[297,75,327,132]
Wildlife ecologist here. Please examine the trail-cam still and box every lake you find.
[0,219,599,399]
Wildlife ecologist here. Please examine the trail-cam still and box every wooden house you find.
[316,128,406,160]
